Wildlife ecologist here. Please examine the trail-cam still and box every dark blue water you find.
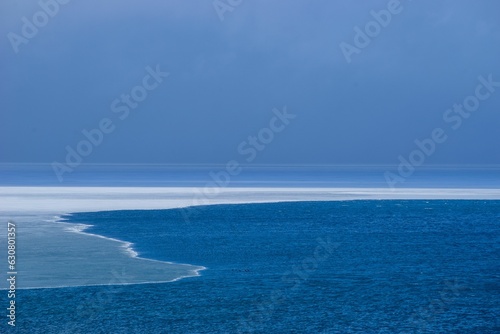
[11,200,500,333]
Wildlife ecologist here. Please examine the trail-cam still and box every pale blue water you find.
[1,164,500,188]
[5,200,499,333]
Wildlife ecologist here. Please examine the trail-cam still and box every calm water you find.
[2,164,500,188]
[10,200,500,333]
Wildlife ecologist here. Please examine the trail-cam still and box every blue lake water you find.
[2,164,500,188]
[9,200,500,333]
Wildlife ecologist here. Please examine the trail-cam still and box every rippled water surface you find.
[11,200,500,333]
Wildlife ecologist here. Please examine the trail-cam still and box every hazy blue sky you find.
[1,0,499,165]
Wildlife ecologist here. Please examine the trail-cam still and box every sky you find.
[1,0,499,166]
